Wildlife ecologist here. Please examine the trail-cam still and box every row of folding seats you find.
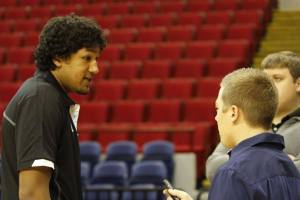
[93,59,228,80]
[0,24,258,48]
[0,10,264,31]
[76,98,215,124]
[73,77,222,102]
[78,122,215,177]
[80,140,174,181]
[0,0,272,17]
[0,40,251,64]
[0,78,220,102]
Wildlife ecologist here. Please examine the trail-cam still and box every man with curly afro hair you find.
[1,14,106,200]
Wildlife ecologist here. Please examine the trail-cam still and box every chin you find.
[75,87,90,95]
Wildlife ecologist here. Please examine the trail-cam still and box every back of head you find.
[261,51,300,81]
[221,68,278,129]
[35,14,107,71]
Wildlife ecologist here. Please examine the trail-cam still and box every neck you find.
[50,70,67,93]
[234,126,268,147]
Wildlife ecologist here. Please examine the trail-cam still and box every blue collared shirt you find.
[208,133,300,200]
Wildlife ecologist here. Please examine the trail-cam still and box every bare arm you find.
[19,167,52,200]
[205,143,230,182]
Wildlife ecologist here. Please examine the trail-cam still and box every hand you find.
[163,189,194,200]
[288,154,295,160]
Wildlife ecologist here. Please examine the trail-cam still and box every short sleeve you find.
[208,169,251,200]
[16,91,63,171]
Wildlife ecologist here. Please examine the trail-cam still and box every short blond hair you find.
[221,68,278,129]
[261,51,300,81]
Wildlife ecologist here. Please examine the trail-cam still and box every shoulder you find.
[225,147,299,184]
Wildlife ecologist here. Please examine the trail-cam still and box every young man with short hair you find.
[164,68,300,200]
[1,14,106,200]
[206,51,300,182]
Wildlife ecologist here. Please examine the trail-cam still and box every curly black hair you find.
[35,14,107,71]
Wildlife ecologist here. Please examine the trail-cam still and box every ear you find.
[230,105,239,123]
[295,77,300,93]
[52,57,63,69]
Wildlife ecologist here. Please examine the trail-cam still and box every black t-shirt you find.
[1,70,82,200]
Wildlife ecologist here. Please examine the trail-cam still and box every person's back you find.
[209,133,300,200]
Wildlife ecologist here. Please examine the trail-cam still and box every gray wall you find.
[279,0,300,10]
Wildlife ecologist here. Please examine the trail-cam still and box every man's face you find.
[264,68,299,115]
[215,88,234,148]
[53,47,101,94]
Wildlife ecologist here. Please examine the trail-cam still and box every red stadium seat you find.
[106,2,132,15]
[218,39,251,62]
[109,61,141,80]
[127,79,161,100]
[227,24,257,41]
[121,14,148,28]
[132,2,158,14]
[17,64,36,81]
[234,10,263,25]
[167,25,195,41]
[174,59,206,78]
[0,67,16,82]
[30,7,54,19]
[0,20,14,32]
[4,7,29,19]
[133,124,169,150]
[159,2,186,13]
[186,41,218,59]
[148,13,176,27]
[0,0,17,6]
[19,0,42,6]
[100,44,124,61]
[80,4,106,16]
[176,12,205,26]
[162,78,195,99]
[94,61,110,81]
[183,98,215,122]
[0,82,22,103]
[186,1,213,12]
[108,28,137,44]
[93,80,127,101]
[24,32,39,47]
[148,100,182,123]
[97,124,131,150]
[15,19,40,32]
[141,60,172,79]
[196,77,221,98]
[205,11,234,25]
[54,5,80,16]
[196,25,226,41]
[137,27,166,43]
[154,42,185,60]
[0,48,5,63]
[95,15,121,29]
[7,48,34,64]
[0,33,23,48]
[79,102,109,124]
[125,43,154,60]
[214,0,241,10]
[208,58,242,77]
[111,100,145,123]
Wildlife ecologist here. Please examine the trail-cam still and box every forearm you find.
[205,143,230,182]
[292,154,300,171]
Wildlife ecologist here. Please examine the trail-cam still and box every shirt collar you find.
[229,133,285,157]
[35,69,75,107]
[272,107,300,132]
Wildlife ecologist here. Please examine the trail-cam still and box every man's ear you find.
[230,105,239,123]
[295,77,300,92]
[52,58,62,69]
